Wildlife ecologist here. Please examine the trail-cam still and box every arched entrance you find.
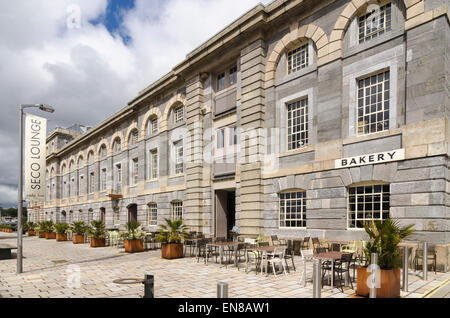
[61,211,67,223]
[128,204,138,223]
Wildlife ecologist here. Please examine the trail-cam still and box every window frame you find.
[171,201,183,220]
[147,203,158,226]
[174,105,184,124]
[174,140,184,175]
[130,158,139,186]
[279,190,307,229]
[287,41,309,75]
[347,183,391,230]
[149,149,158,180]
[286,97,309,151]
[358,1,392,44]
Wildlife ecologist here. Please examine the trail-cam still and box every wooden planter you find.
[56,233,68,242]
[46,232,56,240]
[90,238,106,248]
[357,266,401,298]
[161,243,184,259]
[38,232,46,238]
[124,239,144,253]
[28,230,36,236]
[72,234,85,244]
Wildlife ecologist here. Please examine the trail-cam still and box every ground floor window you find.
[348,184,390,229]
[279,191,306,228]
[147,203,158,226]
[113,207,120,226]
[171,201,183,220]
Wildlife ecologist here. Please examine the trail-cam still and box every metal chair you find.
[334,253,354,292]
[414,247,437,274]
[301,237,310,250]
[300,249,314,287]
[262,247,287,276]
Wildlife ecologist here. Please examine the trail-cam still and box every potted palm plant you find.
[357,219,415,298]
[26,222,37,236]
[71,221,87,244]
[55,223,69,242]
[157,218,188,259]
[37,221,47,238]
[122,221,145,253]
[88,220,106,248]
[45,220,56,239]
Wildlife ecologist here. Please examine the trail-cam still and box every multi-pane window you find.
[149,117,158,135]
[359,2,392,44]
[217,73,225,91]
[78,176,83,195]
[171,201,183,220]
[229,126,238,146]
[89,172,95,193]
[129,130,138,147]
[348,184,390,229]
[148,203,158,226]
[113,207,120,226]
[115,164,122,193]
[100,168,107,191]
[217,129,225,149]
[88,152,94,164]
[229,66,237,85]
[287,43,309,74]
[113,138,121,153]
[149,149,158,179]
[287,98,309,150]
[357,70,390,135]
[100,146,107,159]
[279,191,307,228]
[130,158,138,186]
[174,106,184,124]
[174,141,184,174]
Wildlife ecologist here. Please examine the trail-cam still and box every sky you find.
[0,0,272,208]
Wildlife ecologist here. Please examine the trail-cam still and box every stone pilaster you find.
[239,39,266,236]
[184,75,205,231]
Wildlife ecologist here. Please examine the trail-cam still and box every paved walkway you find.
[0,232,448,298]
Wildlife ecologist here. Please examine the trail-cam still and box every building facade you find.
[31,0,450,268]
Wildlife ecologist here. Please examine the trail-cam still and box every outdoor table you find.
[184,238,203,257]
[206,242,241,266]
[246,246,283,274]
[313,251,345,290]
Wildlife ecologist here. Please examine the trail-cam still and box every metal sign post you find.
[217,282,228,298]
[423,242,428,281]
[402,247,409,292]
[369,253,378,299]
[313,259,321,298]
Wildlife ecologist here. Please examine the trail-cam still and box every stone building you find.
[34,0,449,269]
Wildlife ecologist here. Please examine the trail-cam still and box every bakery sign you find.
[335,149,405,169]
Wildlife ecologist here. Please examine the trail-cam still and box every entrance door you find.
[128,204,138,223]
[215,190,236,240]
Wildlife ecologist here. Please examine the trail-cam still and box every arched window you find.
[173,105,184,124]
[113,138,122,154]
[77,156,84,168]
[88,151,95,164]
[128,129,139,147]
[147,117,159,136]
[61,165,67,198]
[99,145,107,159]
[147,203,157,226]
[348,183,390,229]
[279,190,307,228]
[171,201,183,220]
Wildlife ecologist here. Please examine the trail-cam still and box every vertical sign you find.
[24,114,47,202]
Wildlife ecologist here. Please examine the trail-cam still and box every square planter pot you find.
[38,232,46,238]
[72,234,85,244]
[161,243,184,259]
[46,232,56,240]
[356,266,401,298]
[125,239,144,253]
[90,238,106,248]
[56,233,68,242]
[28,230,36,237]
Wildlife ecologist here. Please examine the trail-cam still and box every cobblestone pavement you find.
[0,232,449,298]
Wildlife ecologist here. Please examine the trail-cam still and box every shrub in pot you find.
[157,218,188,259]
[45,221,56,239]
[88,220,106,248]
[26,222,37,236]
[122,221,145,253]
[55,223,70,242]
[37,221,46,238]
[71,222,87,244]
[357,219,415,298]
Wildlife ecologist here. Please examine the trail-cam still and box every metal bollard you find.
[143,274,154,298]
[402,247,409,292]
[369,253,378,299]
[217,282,228,298]
[313,260,321,298]
[423,242,428,281]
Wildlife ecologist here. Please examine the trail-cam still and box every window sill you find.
[215,84,237,97]
[278,145,315,158]
[146,178,159,183]
[169,174,185,179]
[343,128,402,146]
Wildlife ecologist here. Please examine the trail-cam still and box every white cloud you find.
[0,0,272,206]
[0,185,18,208]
